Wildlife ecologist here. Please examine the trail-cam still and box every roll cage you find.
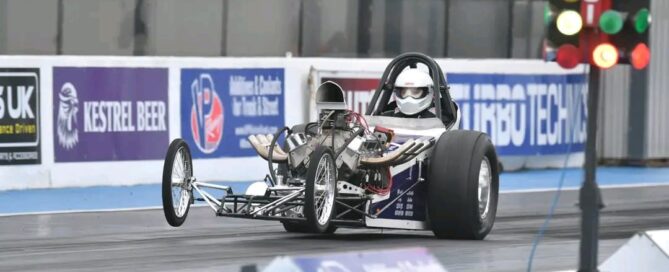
[365,52,457,127]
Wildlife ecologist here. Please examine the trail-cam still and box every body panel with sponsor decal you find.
[365,130,439,229]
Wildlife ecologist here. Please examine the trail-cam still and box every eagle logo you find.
[57,82,79,149]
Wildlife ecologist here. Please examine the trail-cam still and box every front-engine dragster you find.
[161,53,500,239]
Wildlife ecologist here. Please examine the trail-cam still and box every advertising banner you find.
[0,68,40,165]
[180,68,284,158]
[322,75,379,115]
[449,73,587,156]
[314,71,588,158]
[264,247,446,272]
[53,67,169,162]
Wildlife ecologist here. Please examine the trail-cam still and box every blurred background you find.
[4,0,665,162]
[1,1,669,271]
[0,0,547,58]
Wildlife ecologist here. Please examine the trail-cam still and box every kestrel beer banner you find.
[52,67,169,162]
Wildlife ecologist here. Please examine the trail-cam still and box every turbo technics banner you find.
[0,68,40,165]
[449,73,587,156]
[317,72,588,157]
[180,68,284,158]
[53,67,169,162]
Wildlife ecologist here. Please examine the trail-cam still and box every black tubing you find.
[268,126,291,185]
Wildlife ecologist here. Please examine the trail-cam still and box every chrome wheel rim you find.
[478,157,492,220]
[313,153,335,225]
[171,147,191,217]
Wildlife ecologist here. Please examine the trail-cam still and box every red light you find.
[592,43,618,69]
[630,43,650,70]
[556,44,581,69]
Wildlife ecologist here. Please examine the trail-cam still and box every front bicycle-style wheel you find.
[162,139,194,227]
[303,146,337,233]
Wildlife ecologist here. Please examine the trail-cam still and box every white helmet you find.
[393,68,434,115]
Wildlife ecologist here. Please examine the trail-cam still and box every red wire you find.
[347,110,371,135]
[362,168,392,196]
[346,111,392,195]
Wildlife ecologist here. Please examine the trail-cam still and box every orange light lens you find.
[630,43,650,70]
[592,43,618,69]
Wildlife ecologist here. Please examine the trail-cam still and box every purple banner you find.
[266,247,447,272]
[53,67,168,162]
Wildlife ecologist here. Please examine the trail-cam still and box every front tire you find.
[162,139,194,227]
[428,130,499,239]
[303,146,337,233]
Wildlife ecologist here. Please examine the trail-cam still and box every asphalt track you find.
[1,185,668,272]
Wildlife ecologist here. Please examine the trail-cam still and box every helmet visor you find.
[394,87,429,99]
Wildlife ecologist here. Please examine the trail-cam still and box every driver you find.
[384,68,436,118]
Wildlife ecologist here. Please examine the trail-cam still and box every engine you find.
[282,81,393,192]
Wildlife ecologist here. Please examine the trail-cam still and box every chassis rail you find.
[188,159,425,228]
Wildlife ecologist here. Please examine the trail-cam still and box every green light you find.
[599,10,624,34]
[634,8,650,33]
[544,5,551,25]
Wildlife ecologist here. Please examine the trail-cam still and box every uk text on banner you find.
[52,67,169,162]
[180,68,284,158]
[316,72,588,157]
[0,68,40,165]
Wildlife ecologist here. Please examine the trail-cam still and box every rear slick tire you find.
[428,130,500,240]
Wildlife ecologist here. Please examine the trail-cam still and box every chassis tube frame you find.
[192,184,220,212]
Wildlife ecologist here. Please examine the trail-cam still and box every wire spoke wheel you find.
[171,147,192,217]
[313,152,335,225]
[304,146,337,233]
[162,139,194,227]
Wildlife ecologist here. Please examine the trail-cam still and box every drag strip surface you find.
[1,185,668,271]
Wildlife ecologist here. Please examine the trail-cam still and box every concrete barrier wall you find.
[0,56,587,190]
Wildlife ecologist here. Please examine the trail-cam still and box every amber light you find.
[592,43,618,69]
